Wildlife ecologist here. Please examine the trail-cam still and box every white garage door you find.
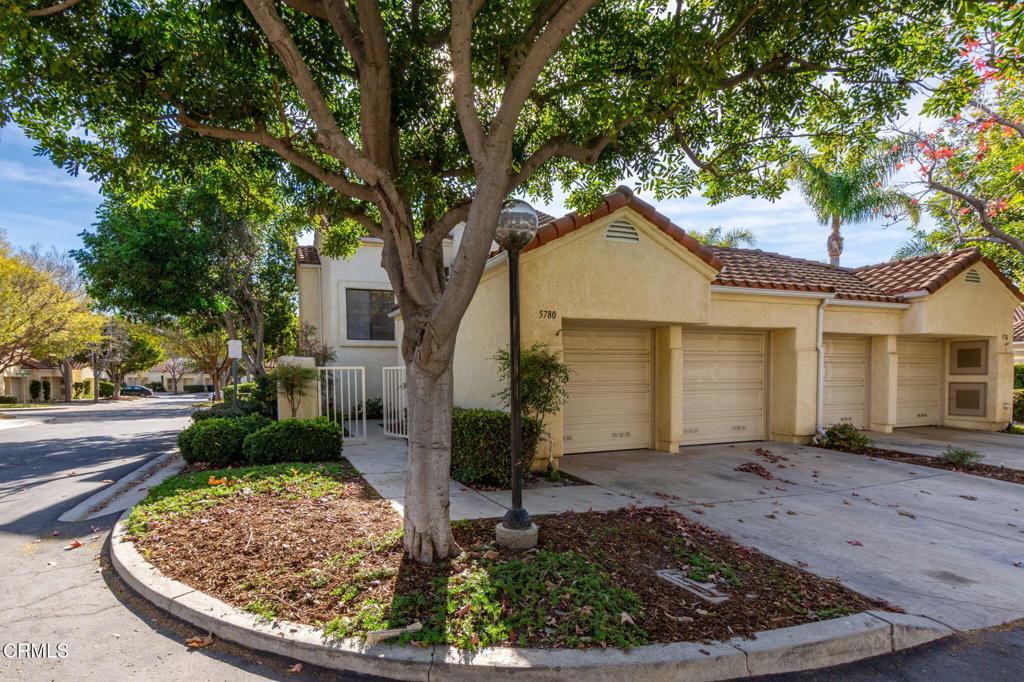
[897,339,941,426]
[823,337,869,429]
[682,331,765,445]
[563,328,652,454]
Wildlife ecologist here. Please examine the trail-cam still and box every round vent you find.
[605,219,640,243]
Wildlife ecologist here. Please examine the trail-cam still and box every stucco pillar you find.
[276,355,320,420]
[654,325,683,452]
[994,334,1015,426]
[769,328,817,443]
[869,336,898,433]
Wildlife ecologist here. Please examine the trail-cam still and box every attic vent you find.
[965,269,982,283]
[605,219,640,243]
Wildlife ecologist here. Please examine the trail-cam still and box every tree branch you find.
[450,0,487,163]
[23,0,83,17]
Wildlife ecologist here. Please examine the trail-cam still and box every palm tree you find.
[791,148,920,266]
[891,232,939,260]
[689,226,757,248]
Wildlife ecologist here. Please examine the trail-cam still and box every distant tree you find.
[95,320,165,399]
[791,147,921,266]
[689,226,757,248]
[159,355,187,393]
[162,324,232,401]
[295,323,336,366]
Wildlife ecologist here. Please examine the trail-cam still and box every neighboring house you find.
[124,368,218,391]
[301,187,1019,466]
[1,360,94,402]
[1015,306,1024,365]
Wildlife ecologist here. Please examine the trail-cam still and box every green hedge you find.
[243,417,344,465]
[1014,389,1024,423]
[98,381,114,398]
[254,374,278,418]
[1015,364,1024,390]
[183,384,209,393]
[223,382,258,401]
[450,407,541,487]
[192,401,263,421]
[146,381,165,391]
[0,395,17,404]
[179,413,271,466]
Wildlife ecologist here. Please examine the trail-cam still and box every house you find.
[124,367,218,392]
[1015,306,1024,364]
[300,187,1021,466]
[0,360,94,402]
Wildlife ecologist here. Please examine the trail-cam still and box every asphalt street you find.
[0,397,1020,681]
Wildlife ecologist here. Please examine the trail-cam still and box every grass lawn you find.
[128,463,884,650]
[0,403,55,409]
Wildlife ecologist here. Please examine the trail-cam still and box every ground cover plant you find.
[129,466,884,649]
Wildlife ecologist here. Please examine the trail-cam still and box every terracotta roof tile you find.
[1014,306,1024,342]
[296,245,321,265]
[709,248,901,301]
[520,186,723,270]
[853,248,979,295]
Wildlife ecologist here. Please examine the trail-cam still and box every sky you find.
[0,120,932,269]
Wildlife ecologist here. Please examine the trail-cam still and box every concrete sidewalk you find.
[865,426,1024,470]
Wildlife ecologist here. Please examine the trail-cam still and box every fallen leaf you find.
[483,550,500,560]
[620,612,636,626]
[453,603,472,618]
[64,539,83,550]
[208,476,227,486]
[846,540,864,547]
[898,510,917,519]
[185,634,215,649]
[842,499,852,506]
[288,663,303,673]
[959,495,978,501]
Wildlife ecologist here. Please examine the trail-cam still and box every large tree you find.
[94,319,165,398]
[2,0,953,562]
[72,164,302,375]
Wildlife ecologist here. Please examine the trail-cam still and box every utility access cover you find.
[655,569,729,604]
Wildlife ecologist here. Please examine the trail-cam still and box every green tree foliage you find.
[95,319,165,399]
[492,343,571,439]
[1,0,958,562]
[71,164,302,374]
[790,146,920,266]
[689,227,757,248]
[273,364,318,419]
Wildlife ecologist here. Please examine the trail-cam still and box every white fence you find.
[382,366,408,439]
[318,366,367,444]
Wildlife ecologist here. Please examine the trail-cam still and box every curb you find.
[59,451,184,523]
[0,418,40,431]
[110,512,952,681]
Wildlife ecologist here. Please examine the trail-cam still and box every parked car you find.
[121,385,154,397]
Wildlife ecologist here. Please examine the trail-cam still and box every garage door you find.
[897,339,941,426]
[562,328,652,453]
[682,331,765,445]
[823,337,868,429]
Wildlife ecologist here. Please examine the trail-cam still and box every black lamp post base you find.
[501,506,532,530]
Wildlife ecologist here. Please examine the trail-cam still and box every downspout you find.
[815,296,830,436]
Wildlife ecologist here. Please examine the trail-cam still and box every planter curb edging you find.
[110,510,952,681]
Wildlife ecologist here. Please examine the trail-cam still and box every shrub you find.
[98,381,114,398]
[185,418,249,467]
[183,384,208,393]
[222,382,257,401]
[818,423,874,453]
[0,395,17,404]
[365,397,383,420]
[192,401,262,421]
[492,343,571,435]
[273,364,318,418]
[147,381,165,391]
[941,446,983,467]
[72,381,90,398]
[242,417,344,464]
[1015,364,1024,390]
[1013,389,1023,423]
[41,380,51,401]
[29,380,41,401]
[450,407,541,487]
[253,373,278,418]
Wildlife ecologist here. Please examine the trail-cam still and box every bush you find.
[147,381,165,391]
[192,400,262,422]
[242,417,344,464]
[223,382,257,401]
[179,413,271,467]
[1015,364,1024,390]
[254,373,278,418]
[183,384,208,393]
[450,407,541,487]
[42,380,51,401]
[29,380,41,401]
[0,395,17,404]
[98,380,114,398]
[818,423,874,453]
[274,364,318,419]
[1014,389,1024,423]
[941,446,983,467]
[72,381,90,398]
[365,397,383,420]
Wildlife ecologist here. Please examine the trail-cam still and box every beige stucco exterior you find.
[1,364,94,403]
[450,206,1020,468]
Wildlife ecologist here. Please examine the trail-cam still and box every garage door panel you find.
[823,337,868,429]
[682,331,765,445]
[897,339,940,427]
[563,329,651,454]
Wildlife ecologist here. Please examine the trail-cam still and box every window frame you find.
[949,340,988,376]
[343,286,396,343]
[947,382,987,417]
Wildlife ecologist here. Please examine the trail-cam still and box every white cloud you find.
[0,159,101,199]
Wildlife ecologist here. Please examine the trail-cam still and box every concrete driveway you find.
[559,441,1024,632]
[866,426,1024,470]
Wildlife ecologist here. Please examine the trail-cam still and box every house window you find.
[949,340,987,375]
[345,288,395,341]
[948,382,986,417]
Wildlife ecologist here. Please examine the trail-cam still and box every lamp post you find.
[494,198,541,550]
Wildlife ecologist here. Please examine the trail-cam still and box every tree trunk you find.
[212,372,222,401]
[402,355,457,563]
[60,359,73,402]
[827,214,843,266]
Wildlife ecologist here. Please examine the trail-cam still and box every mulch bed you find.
[823,445,1024,486]
[130,464,885,649]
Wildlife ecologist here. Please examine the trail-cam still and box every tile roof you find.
[707,248,902,302]
[521,186,723,270]
[854,248,980,295]
[296,245,321,266]
[1014,306,1024,342]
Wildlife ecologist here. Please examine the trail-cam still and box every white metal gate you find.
[318,366,367,444]
[382,366,408,439]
